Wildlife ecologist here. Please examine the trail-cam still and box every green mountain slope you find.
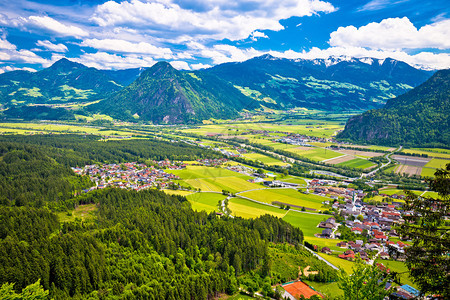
[0,58,122,106]
[204,55,432,111]
[337,69,450,146]
[91,62,258,123]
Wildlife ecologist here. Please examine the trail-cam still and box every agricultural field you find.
[305,281,343,299]
[337,149,384,158]
[228,197,287,219]
[282,210,325,238]
[0,122,134,136]
[281,176,307,186]
[286,147,343,162]
[336,158,377,169]
[242,152,287,165]
[424,158,449,169]
[185,192,225,213]
[317,253,355,274]
[239,188,328,211]
[163,190,194,196]
[378,189,424,196]
[402,148,450,159]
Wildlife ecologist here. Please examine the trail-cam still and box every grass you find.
[162,190,194,196]
[185,192,225,213]
[228,197,287,219]
[243,152,286,165]
[378,188,423,196]
[424,158,449,169]
[282,210,325,238]
[240,188,327,210]
[167,166,247,180]
[336,158,376,169]
[57,204,97,223]
[304,280,343,299]
[402,148,450,159]
[286,147,343,161]
[220,292,254,300]
[421,167,436,177]
[282,176,307,186]
[377,259,415,288]
[317,253,355,274]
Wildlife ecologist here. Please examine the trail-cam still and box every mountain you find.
[101,67,147,86]
[0,58,122,106]
[204,54,432,111]
[337,69,450,147]
[90,61,258,124]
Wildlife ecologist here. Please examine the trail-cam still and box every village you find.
[72,161,184,192]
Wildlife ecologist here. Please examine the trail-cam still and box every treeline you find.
[0,134,223,166]
[0,188,305,299]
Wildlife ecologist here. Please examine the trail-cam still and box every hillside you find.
[91,61,258,123]
[0,58,122,106]
[337,69,450,147]
[204,55,432,111]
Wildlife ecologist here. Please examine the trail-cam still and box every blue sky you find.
[0,0,449,73]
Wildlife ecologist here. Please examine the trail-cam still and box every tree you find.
[0,279,49,299]
[337,259,391,300]
[397,163,450,297]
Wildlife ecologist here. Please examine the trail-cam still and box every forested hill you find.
[90,61,258,123]
[337,69,450,147]
[0,58,122,106]
[0,135,341,299]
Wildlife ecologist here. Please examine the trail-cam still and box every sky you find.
[0,0,449,73]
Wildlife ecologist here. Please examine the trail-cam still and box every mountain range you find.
[0,55,434,123]
[338,69,450,147]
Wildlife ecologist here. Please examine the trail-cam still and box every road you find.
[360,145,402,179]
[301,244,339,270]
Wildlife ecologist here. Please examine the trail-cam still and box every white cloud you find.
[27,16,88,38]
[169,60,190,70]
[72,51,156,69]
[0,35,50,66]
[0,65,36,74]
[250,31,269,41]
[357,0,408,12]
[81,38,173,59]
[91,0,335,41]
[197,44,263,64]
[190,63,212,70]
[36,40,68,52]
[330,17,450,50]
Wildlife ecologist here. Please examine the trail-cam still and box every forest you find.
[0,135,337,299]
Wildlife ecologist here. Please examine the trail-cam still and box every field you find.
[325,155,354,165]
[163,190,194,196]
[317,253,355,274]
[337,149,384,158]
[394,164,422,176]
[392,155,431,167]
[228,197,287,219]
[305,280,343,298]
[286,147,343,162]
[0,122,134,136]
[185,192,225,213]
[377,260,415,288]
[57,204,97,223]
[239,188,327,211]
[242,152,287,165]
[402,148,450,159]
[336,158,376,169]
[424,158,449,169]
[282,210,325,237]
[282,281,321,299]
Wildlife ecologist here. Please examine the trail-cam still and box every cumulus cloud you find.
[190,63,212,70]
[72,51,157,69]
[81,38,173,58]
[91,0,335,41]
[0,65,36,74]
[36,40,68,52]
[250,31,269,41]
[330,17,450,50]
[27,16,89,38]
[197,44,263,64]
[0,35,50,66]
[169,60,190,70]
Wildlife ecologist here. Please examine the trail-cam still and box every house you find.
[336,241,348,248]
[321,229,333,238]
[379,252,390,260]
[352,227,363,234]
[321,247,332,255]
[318,222,334,229]
[338,250,355,261]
